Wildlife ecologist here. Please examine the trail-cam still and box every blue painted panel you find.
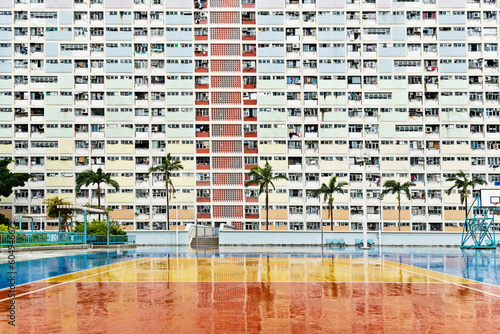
[440,63,467,73]
[46,31,73,41]
[45,43,59,57]
[0,46,11,57]
[439,31,466,41]
[105,46,133,57]
[105,13,133,25]
[259,63,285,73]
[106,62,133,73]
[0,14,12,25]
[258,31,284,41]
[379,59,392,73]
[439,47,466,57]
[392,27,406,41]
[46,63,72,73]
[59,11,72,25]
[166,47,193,57]
[165,15,192,25]
[257,15,284,25]
[379,47,405,57]
[165,31,192,41]
[439,15,466,25]
[166,63,193,73]
[106,31,133,41]
[0,29,11,41]
[318,62,345,73]
[318,47,345,57]
[318,14,345,25]
[378,15,405,25]
[0,60,11,72]
[258,47,284,57]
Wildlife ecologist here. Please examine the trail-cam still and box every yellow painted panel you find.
[106,144,134,154]
[46,193,74,202]
[321,144,348,154]
[260,209,287,219]
[259,193,287,203]
[260,144,286,154]
[0,209,12,219]
[114,177,134,187]
[0,144,12,154]
[168,144,195,154]
[0,195,13,203]
[107,193,134,203]
[444,210,465,221]
[44,258,477,284]
[46,160,73,170]
[173,193,195,202]
[383,210,411,220]
[181,160,195,170]
[46,177,73,187]
[171,177,195,187]
[109,209,135,220]
[268,225,288,231]
[260,160,287,170]
[322,209,349,220]
[106,160,134,171]
[168,209,195,219]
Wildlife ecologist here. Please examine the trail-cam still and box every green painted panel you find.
[319,128,348,138]
[322,111,347,122]
[258,112,286,122]
[106,111,133,122]
[105,79,134,89]
[45,107,59,122]
[318,80,346,89]
[258,80,286,89]
[106,127,134,138]
[46,128,73,138]
[380,124,396,138]
[59,111,74,121]
[0,79,12,89]
[167,96,194,106]
[167,128,194,138]
[58,75,73,89]
[441,112,468,122]
[0,128,12,138]
[0,112,12,122]
[166,111,194,122]
[259,128,286,138]
[166,80,193,89]
[258,96,286,106]
[46,96,73,105]
[105,96,134,106]
[0,96,12,105]
[380,112,408,122]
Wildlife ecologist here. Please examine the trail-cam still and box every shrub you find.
[72,219,126,236]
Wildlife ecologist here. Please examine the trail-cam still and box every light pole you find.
[174,195,178,247]
[360,150,370,250]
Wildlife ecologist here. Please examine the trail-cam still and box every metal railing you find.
[86,234,136,245]
[0,231,85,247]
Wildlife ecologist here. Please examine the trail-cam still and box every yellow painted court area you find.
[44,257,478,285]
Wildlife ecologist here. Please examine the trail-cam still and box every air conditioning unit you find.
[312,93,318,99]
[293,43,299,48]
[473,13,480,18]
[426,126,433,133]
[160,148,165,152]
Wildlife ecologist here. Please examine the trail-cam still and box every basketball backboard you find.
[480,189,500,207]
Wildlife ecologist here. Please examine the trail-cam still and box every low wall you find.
[127,231,189,245]
[219,231,470,247]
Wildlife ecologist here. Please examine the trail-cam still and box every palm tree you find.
[148,153,183,230]
[313,175,348,231]
[245,160,288,231]
[445,170,487,224]
[381,180,415,231]
[75,168,120,220]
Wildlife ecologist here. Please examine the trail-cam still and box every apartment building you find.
[0,0,499,232]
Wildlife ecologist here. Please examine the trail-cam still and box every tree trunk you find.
[464,195,468,232]
[166,173,170,231]
[398,199,401,232]
[330,201,333,231]
[97,184,101,221]
[265,184,269,231]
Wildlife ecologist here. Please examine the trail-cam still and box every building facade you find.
[0,0,498,232]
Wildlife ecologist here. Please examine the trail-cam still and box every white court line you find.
[382,261,500,299]
[0,259,149,303]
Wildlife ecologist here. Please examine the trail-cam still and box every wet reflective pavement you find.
[1,248,500,333]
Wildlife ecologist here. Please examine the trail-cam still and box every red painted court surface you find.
[1,256,500,333]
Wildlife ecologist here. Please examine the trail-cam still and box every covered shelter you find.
[56,205,110,245]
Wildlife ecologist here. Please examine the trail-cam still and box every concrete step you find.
[190,236,219,247]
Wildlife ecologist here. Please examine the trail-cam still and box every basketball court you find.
[1,251,500,333]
